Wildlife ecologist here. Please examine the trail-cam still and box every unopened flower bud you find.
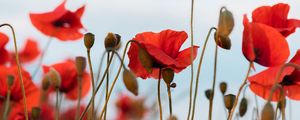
[42,75,51,91]
[84,32,95,50]
[75,56,86,76]
[219,81,227,95]
[239,97,248,117]
[138,47,153,73]
[7,75,15,87]
[215,7,234,50]
[162,68,174,85]
[170,83,177,88]
[104,32,121,51]
[261,102,274,120]
[214,33,231,50]
[205,89,212,100]
[31,107,41,120]
[47,68,61,88]
[123,69,138,96]
[224,94,236,111]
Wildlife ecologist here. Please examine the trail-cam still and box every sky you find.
[1,0,300,120]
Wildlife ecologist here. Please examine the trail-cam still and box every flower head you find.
[10,39,41,64]
[30,1,85,41]
[249,50,300,101]
[0,32,10,65]
[127,29,198,79]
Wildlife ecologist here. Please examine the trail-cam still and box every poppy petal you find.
[75,5,85,18]
[159,30,188,58]
[285,85,300,100]
[250,82,282,101]
[174,46,199,70]
[18,39,40,63]
[65,72,91,100]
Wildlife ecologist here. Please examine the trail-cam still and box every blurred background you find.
[1,0,300,119]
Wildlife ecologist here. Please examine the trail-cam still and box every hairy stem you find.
[208,45,218,120]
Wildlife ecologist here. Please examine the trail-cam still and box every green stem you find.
[86,49,95,119]
[228,62,252,120]
[0,23,28,120]
[191,27,216,120]
[2,89,11,120]
[104,52,110,119]
[158,68,163,120]
[75,76,82,120]
[208,45,218,120]
[167,85,173,116]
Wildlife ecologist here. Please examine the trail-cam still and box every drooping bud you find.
[162,68,174,85]
[31,107,41,120]
[224,94,236,111]
[215,7,234,50]
[170,83,177,88]
[84,32,95,50]
[42,75,51,91]
[75,56,86,76]
[239,97,248,117]
[47,68,61,88]
[104,32,121,51]
[261,102,274,120]
[138,47,153,73]
[7,75,15,87]
[219,81,227,95]
[123,69,138,96]
[205,89,212,100]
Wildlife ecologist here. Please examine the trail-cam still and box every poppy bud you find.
[167,115,178,120]
[138,47,153,73]
[42,75,51,91]
[162,68,174,85]
[170,83,177,88]
[48,68,61,88]
[75,56,86,76]
[261,102,274,120]
[123,69,138,96]
[31,107,41,120]
[215,7,234,50]
[84,32,95,50]
[219,81,227,95]
[239,97,248,117]
[7,75,15,87]
[205,89,212,100]
[224,94,236,111]
[104,32,121,51]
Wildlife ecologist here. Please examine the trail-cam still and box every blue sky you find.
[1,0,300,119]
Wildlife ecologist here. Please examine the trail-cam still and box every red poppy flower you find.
[115,94,147,120]
[242,15,290,67]
[29,1,85,41]
[10,39,41,64]
[248,50,300,101]
[0,66,40,109]
[128,29,199,79]
[8,103,54,120]
[59,105,87,120]
[0,32,10,65]
[42,60,91,100]
[252,3,300,37]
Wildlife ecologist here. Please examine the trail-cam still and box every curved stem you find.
[0,23,28,120]
[104,52,110,119]
[187,0,195,118]
[191,27,217,120]
[86,49,95,119]
[158,68,163,120]
[79,40,134,120]
[75,76,82,120]
[228,62,252,120]
[32,37,52,78]
[208,45,218,120]
[167,85,173,116]
[96,51,107,84]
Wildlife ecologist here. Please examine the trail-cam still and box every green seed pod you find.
[48,68,61,89]
[261,102,274,120]
[75,56,86,76]
[219,81,227,95]
[224,94,236,111]
[123,69,138,96]
[104,32,121,51]
[42,75,51,91]
[239,97,248,117]
[205,89,212,100]
[162,68,174,85]
[84,32,95,50]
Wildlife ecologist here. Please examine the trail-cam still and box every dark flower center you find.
[53,20,71,28]
[280,76,294,86]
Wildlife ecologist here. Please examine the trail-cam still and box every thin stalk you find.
[0,23,28,120]
[32,37,52,78]
[104,52,110,119]
[79,40,135,120]
[167,85,173,116]
[2,88,11,120]
[55,88,59,120]
[96,51,107,84]
[191,27,217,120]
[208,45,218,120]
[187,0,195,118]
[87,49,95,119]
[158,68,163,120]
[228,62,252,120]
[75,76,82,120]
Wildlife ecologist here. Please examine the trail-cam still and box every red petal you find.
[250,82,282,101]
[65,72,91,100]
[18,39,40,63]
[0,32,9,48]
[285,85,300,100]
[242,15,256,62]
[75,5,85,18]
[174,46,199,71]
